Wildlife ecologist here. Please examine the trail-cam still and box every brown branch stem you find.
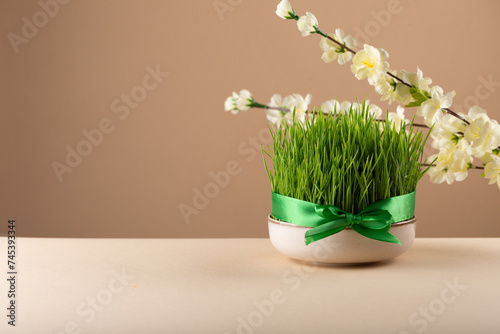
[315,28,477,133]
[443,108,470,125]
[386,72,412,88]
[317,29,414,90]
[422,163,484,170]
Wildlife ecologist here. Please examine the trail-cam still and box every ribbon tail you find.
[305,224,348,246]
[357,210,393,230]
[350,225,402,245]
[357,218,391,230]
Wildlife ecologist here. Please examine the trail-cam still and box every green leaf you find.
[350,224,402,245]
[405,100,424,108]
[405,87,431,108]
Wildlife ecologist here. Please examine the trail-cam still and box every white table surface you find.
[0,238,499,334]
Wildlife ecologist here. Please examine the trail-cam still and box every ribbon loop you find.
[272,192,416,246]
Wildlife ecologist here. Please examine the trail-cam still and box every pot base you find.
[268,216,416,264]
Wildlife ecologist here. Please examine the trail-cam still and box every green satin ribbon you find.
[271,191,416,246]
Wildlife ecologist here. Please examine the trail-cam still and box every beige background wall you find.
[1,0,499,238]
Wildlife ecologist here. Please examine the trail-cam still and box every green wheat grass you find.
[262,102,432,214]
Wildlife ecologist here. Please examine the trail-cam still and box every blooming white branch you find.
[224,89,253,114]
[297,12,318,37]
[276,0,296,20]
[224,1,500,188]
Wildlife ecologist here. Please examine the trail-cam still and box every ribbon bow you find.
[306,205,398,245]
[271,191,416,246]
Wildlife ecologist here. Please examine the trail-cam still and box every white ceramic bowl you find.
[268,216,416,264]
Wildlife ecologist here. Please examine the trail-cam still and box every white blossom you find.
[396,68,432,104]
[417,86,455,127]
[266,94,293,124]
[276,0,295,20]
[449,145,473,179]
[338,101,352,112]
[283,93,312,123]
[479,150,500,164]
[224,89,253,114]
[464,106,500,157]
[336,100,381,117]
[224,96,234,112]
[319,29,357,65]
[297,12,318,37]
[291,93,311,113]
[322,99,340,114]
[350,44,390,85]
[388,106,409,132]
[268,94,295,110]
[374,71,406,104]
[367,103,383,119]
[322,100,360,114]
[265,109,283,124]
[431,113,467,148]
[484,154,500,190]
[427,140,472,184]
[427,167,456,185]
